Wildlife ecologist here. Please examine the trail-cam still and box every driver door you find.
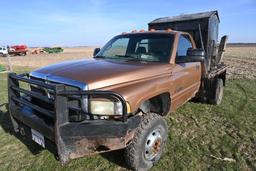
[171,34,201,109]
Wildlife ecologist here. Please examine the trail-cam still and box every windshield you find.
[96,33,174,63]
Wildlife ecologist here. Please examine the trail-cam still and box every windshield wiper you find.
[94,55,106,58]
[115,54,135,58]
[126,57,159,63]
[95,55,133,60]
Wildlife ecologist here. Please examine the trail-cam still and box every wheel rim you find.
[144,128,163,161]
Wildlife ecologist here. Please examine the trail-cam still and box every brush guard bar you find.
[8,73,141,163]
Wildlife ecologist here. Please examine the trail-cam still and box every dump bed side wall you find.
[148,18,209,49]
[149,15,219,71]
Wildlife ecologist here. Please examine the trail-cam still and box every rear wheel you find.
[124,113,168,170]
[209,78,224,105]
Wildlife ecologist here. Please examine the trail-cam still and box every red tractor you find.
[8,45,28,56]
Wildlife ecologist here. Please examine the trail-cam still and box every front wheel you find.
[124,113,168,170]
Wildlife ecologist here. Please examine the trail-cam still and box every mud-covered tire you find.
[209,78,224,105]
[124,113,168,171]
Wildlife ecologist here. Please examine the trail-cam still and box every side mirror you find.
[93,48,101,56]
[187,48,205,57]
[176,48,205,63]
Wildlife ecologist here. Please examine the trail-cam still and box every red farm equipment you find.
[8,45,28,56]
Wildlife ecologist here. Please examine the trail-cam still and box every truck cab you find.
[0,46,8,57]
[93,30,204,112]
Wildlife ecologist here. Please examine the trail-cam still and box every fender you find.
[102,73,172,114]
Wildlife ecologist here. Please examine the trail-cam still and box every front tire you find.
[124,113,168,170]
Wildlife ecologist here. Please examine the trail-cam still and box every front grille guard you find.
[8,73,128,122]
[8,73,132,163]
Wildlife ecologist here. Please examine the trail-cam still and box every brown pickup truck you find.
[8,11,227,170]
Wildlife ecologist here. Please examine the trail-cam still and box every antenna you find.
[198,24,204,50]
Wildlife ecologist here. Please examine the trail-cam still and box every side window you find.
[177,35,192,57]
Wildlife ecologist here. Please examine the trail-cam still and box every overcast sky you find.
[1,0,255,46]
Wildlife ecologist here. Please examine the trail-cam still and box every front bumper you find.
[8,73,141,164]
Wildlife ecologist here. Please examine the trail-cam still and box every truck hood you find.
[30,58,173,90]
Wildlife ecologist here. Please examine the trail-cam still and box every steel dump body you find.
[149,11,220,71]
[148,11,219,49]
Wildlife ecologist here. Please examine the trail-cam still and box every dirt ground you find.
[0,46,255,79]
[224,46,256,79]
[0,47,94,69]
[0,46,255,170]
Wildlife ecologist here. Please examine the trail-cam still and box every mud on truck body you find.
[8,11,228,170]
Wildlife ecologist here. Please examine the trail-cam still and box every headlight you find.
[89,100,131,116]
[90,100,122,115]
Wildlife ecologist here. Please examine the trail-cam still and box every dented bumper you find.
[56,115,141,162]
[8,73,141,164]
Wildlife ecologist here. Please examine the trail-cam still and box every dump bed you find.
[148,11,219,51]
[148,11,221,71]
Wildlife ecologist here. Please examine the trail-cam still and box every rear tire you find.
[209,78,224,105]
[124,113,168,170]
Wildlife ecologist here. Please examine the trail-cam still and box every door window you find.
[177,35,192,57]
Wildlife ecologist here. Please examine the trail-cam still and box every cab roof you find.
[120,29,180,36]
